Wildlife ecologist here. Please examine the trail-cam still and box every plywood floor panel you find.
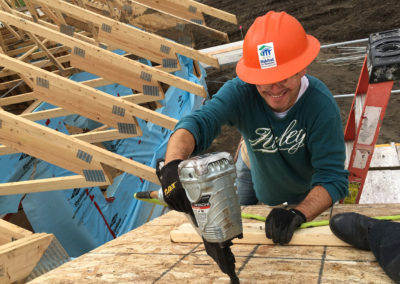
[29,204,400,283]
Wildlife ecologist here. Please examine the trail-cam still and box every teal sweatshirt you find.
[175,75,349,205]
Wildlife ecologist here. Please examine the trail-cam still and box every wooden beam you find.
[0,219,32,246]
[0,53,177,132]
[0,10,207,98]
[0,110,159,184]
[0,175,108,196]
[0,53,71,78]
[71,129,136,143]
[0,92,35,106]
[162,0,238,24]
[39,4,67,26]
[6,44,69,59]
[0,233,53,283]
[25,32,66,73]
[0,126,137,155]
[0,109,113,183]
[1,0,67,74]
[170,223,351,246]
[83,0,229,43]
[131,0,206,26]
[32,0,219,69]
[0,102,140,155]
[10,8,96,45]
[0,55,177,131]
[24,0,40,22]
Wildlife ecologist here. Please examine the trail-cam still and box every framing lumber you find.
[0,232,53,284]
[9,8,97,45]
[80,0,229,43]
[31,0,219,69]
[6,44,68,59]
[28,204,400,283]
[0,124,138,156]
[0,219,32,245]
[0,175,108,195]
[0,52,179,132]
[24,0,40,22]
[0,110,160,185]
[39,3,67,26]
[134,0,238,25]
[0,10,207,98]
[171,222,385,246]
[0,53,71,78]
[0,92,35,105]
[25,32,66,72]
[0,109,114,184]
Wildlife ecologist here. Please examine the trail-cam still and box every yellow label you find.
[164,181,177,196]
[343,182,360,204]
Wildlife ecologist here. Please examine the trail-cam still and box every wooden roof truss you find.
[0,0,237,195]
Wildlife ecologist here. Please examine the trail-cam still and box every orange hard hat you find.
[236,11,320,85]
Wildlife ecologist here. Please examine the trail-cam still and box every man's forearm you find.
[295,186,332,221]
[165,128,196,164]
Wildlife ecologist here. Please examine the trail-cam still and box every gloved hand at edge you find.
[156,159,193,215]
[265,208,306,244]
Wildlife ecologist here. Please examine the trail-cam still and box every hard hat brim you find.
[236,35,320,85]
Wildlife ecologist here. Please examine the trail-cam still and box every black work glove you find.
[156,159,193,214]
[265,208,306,245]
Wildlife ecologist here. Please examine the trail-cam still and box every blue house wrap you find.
[0,53,207,257]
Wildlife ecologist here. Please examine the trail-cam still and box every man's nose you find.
[260,83,284,93]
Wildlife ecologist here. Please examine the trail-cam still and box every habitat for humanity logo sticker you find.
[257,42,277,69]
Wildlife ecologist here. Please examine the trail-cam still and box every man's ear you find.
[299,68,307,77]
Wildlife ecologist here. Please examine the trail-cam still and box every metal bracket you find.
[112,105,126,117]
[117,123,137,134]
[188,5,197,13]
[83,169,106,182]
[73,47,86,58]
[99,43,108,49]
[143,85,159,96]
[59,24,75,36]
[176,23,185,32]
[162,59,178,69]
[191,19,203,25]
[140,71,152,82]
[36,77,49,88]
[179,35,193,47]
[160,44,171,55]
[101,23,112,33]
[77,150,93,164]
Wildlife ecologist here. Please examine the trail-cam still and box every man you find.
[157,11,348,244]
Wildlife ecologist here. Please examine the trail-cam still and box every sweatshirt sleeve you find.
[174,78,243,154]
[307,101,349,203]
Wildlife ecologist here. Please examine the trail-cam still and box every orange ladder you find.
[343,29,399,203]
